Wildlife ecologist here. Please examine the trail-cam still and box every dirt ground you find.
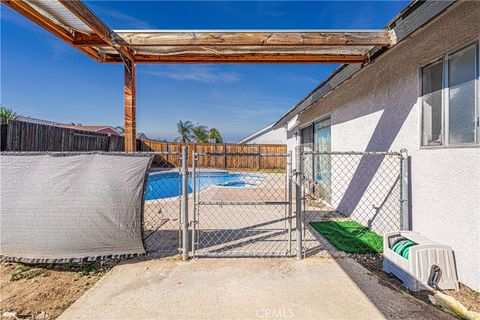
[350,253,480,314]
[0,261,115,320]
[444,284,480,313]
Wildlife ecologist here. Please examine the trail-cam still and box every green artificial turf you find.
[309,220,383,254]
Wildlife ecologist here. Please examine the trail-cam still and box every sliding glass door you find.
[314,117,331,202]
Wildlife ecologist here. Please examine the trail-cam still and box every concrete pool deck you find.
[58,257,451,320]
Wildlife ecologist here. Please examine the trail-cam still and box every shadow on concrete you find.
[142,215,291,259]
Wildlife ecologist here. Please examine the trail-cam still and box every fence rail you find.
[301,150,403,156]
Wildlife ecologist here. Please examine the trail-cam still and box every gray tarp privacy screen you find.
[0,153,153,263]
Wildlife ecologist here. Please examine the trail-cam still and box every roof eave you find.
[272,0,457,130]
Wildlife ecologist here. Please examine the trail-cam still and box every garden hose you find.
[391,239,417,260]
[426,265,480,320]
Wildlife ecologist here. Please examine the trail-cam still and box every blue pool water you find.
[145,171,263,200]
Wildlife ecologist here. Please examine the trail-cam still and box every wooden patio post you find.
[124,62,136,152]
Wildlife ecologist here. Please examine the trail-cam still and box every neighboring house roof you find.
[273,0,456,129]
[59,125,121,136]
[239,123,276,144]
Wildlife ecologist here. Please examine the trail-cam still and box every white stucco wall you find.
[286,1,480,290]
[244,127,287,145]
[286,130,298,169]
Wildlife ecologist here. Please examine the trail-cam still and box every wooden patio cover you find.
[2,0,397,151]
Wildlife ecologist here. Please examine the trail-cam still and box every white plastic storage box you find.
[383,231,459,292]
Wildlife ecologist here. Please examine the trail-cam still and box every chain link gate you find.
[190,151,293,257]
[296,148,408,258]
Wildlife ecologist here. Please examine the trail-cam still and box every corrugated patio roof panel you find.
[25,0,94,34]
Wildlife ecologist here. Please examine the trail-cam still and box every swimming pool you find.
[145,171,264,200]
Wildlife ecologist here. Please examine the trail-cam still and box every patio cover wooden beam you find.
[102,45,371,64]
[124,62,136,152]
[106,54,367,64]
[75,30,394,64]
[77,30,395,47]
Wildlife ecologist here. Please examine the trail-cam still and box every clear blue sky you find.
[1,1,408,142]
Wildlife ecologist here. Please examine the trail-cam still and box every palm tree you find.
[209,128,223,143]
[176,120,194,143]
[192,125,209,143]
[0,106,19,122]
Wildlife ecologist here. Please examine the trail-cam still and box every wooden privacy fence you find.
[0,120,124,152]
[140,140,287,170]
[0,120,287,170]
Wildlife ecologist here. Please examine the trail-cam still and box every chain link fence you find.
[142,152,183,257]
[3,149,405,260]
[297,148,405,257]
[1,150,297,260]
[191,152,292,257]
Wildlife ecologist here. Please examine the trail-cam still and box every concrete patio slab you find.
[58,257,451,320]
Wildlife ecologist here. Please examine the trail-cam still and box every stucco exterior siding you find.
[330,153,402,235]
[287,1,480,290]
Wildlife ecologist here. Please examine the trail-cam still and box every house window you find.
[300,124,313,150]
[421,42,479,146]
[421,60,443,145]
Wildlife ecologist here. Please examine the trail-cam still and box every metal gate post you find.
[295,147,303,259]
[287,151,293,255]
[191,152,197,256]
[181,146,189,260]
[400,149,410,231]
